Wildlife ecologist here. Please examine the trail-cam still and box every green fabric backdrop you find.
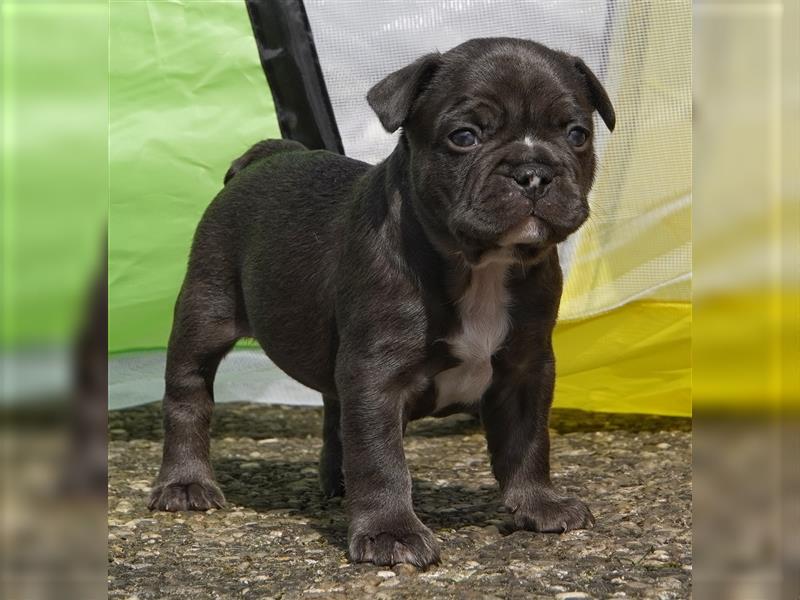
[109,1,279,353]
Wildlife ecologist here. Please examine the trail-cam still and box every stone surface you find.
[108,402,691,598]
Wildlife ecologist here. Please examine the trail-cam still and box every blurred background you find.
[2,2,108,599]
[693,1,799,598]
[0,0,797,598]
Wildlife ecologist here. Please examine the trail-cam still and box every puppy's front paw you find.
[148,479,225,512]
[506,489,595,533]
[348,516,440,568]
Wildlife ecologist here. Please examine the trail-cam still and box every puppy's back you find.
[187,140,370,394]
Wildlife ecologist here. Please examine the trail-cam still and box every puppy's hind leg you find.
[319,394,344,498]
[148,280,239,512]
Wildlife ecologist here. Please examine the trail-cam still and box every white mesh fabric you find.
[306,0,616,165]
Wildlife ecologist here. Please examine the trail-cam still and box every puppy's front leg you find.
[482,352,594,533]
[336,358,440,568]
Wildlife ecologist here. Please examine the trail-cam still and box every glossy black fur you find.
[149,38,615,568]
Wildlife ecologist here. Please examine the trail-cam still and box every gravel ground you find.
[108,402,691,599]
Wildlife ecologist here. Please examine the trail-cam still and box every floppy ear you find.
[367,53,442,133]
[574,58,616,132]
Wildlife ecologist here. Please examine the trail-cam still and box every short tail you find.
[224,139,307,185]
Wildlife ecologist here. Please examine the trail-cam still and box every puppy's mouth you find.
[447,178,588,265]
[453,215,554,267]
[498,207,582,248]
[498,215,548,246]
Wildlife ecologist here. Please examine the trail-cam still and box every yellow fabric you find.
[553,301,691,417]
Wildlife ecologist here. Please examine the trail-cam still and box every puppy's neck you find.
[379,144,459,263]
[382,145,462,258]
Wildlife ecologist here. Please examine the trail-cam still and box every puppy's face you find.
[368,38,616,264]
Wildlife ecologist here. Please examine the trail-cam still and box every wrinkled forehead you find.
[425,50,590,129]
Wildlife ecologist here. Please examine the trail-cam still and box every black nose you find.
[511,165,553,194]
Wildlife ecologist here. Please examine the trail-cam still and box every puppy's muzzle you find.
[502,161,587,243]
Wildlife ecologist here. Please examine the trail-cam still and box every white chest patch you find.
[434,260,511,410]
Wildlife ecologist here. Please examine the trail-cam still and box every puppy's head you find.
[368,38,615,265]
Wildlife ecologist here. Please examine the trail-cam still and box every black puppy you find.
[149,38,615,568]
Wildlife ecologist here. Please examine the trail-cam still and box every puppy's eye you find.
[448,128,479,148]
[567,126,589,147]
